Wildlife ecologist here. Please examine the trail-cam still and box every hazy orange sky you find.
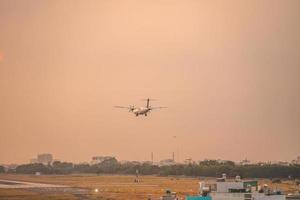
[0,0,299,164]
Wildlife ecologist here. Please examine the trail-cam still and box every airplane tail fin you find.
[141,98,156,108]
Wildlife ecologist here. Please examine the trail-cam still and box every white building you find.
[200,176,285,200]
[216,182,244,193]
[34,153,53,165]
[291,156,300,165]
[159,159,176,166]
[239,159,251,165]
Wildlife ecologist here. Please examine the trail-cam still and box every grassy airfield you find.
[0,174,298,200]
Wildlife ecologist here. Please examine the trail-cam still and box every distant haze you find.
[0,0,299,164]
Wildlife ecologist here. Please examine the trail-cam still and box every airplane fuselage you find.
[115,98,165,117]
[133,107,151,116]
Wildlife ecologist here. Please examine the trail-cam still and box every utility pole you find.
[172,152,175,162]
[173,135,179,162]
[151,152,153,164]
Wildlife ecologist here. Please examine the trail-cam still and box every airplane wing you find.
[114,106,135,112]
[114,106,131,109]
[150,106,167,110]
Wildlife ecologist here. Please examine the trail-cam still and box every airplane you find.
[115,98,166,116]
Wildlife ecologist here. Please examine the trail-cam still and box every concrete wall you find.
[210,192,245,200]
[216,182,244,193]
[252,193,285,200]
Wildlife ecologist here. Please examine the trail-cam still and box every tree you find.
[0,166,5,173]
[52,161,73,174]
[74,163,91,173]
[16,163,52,174]
[96,157,119,174]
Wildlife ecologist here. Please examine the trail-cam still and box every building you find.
[184,158,195,165]
[141,161,153,165]
[2,164,18,172]
[91,156,115,165]
[37,154,53,165]
[159,159,176,166]
[30,158,38,164]
[277,161,289,166]
[199,175,285,200]
[239,158,251,165]
[30,154,53,164]
[291,156,300,165]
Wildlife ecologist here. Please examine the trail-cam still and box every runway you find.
[0,179,67,189]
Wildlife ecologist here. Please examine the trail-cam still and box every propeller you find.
[129,105,135,112]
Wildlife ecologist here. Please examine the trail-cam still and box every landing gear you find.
[145,113,147,116]
[136,113,139,117]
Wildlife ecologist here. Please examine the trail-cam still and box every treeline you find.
[159,163,300,178]
[0,166,5,173]
[5,159,300,178]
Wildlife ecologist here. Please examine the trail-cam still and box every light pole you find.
[173,135,179,163]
